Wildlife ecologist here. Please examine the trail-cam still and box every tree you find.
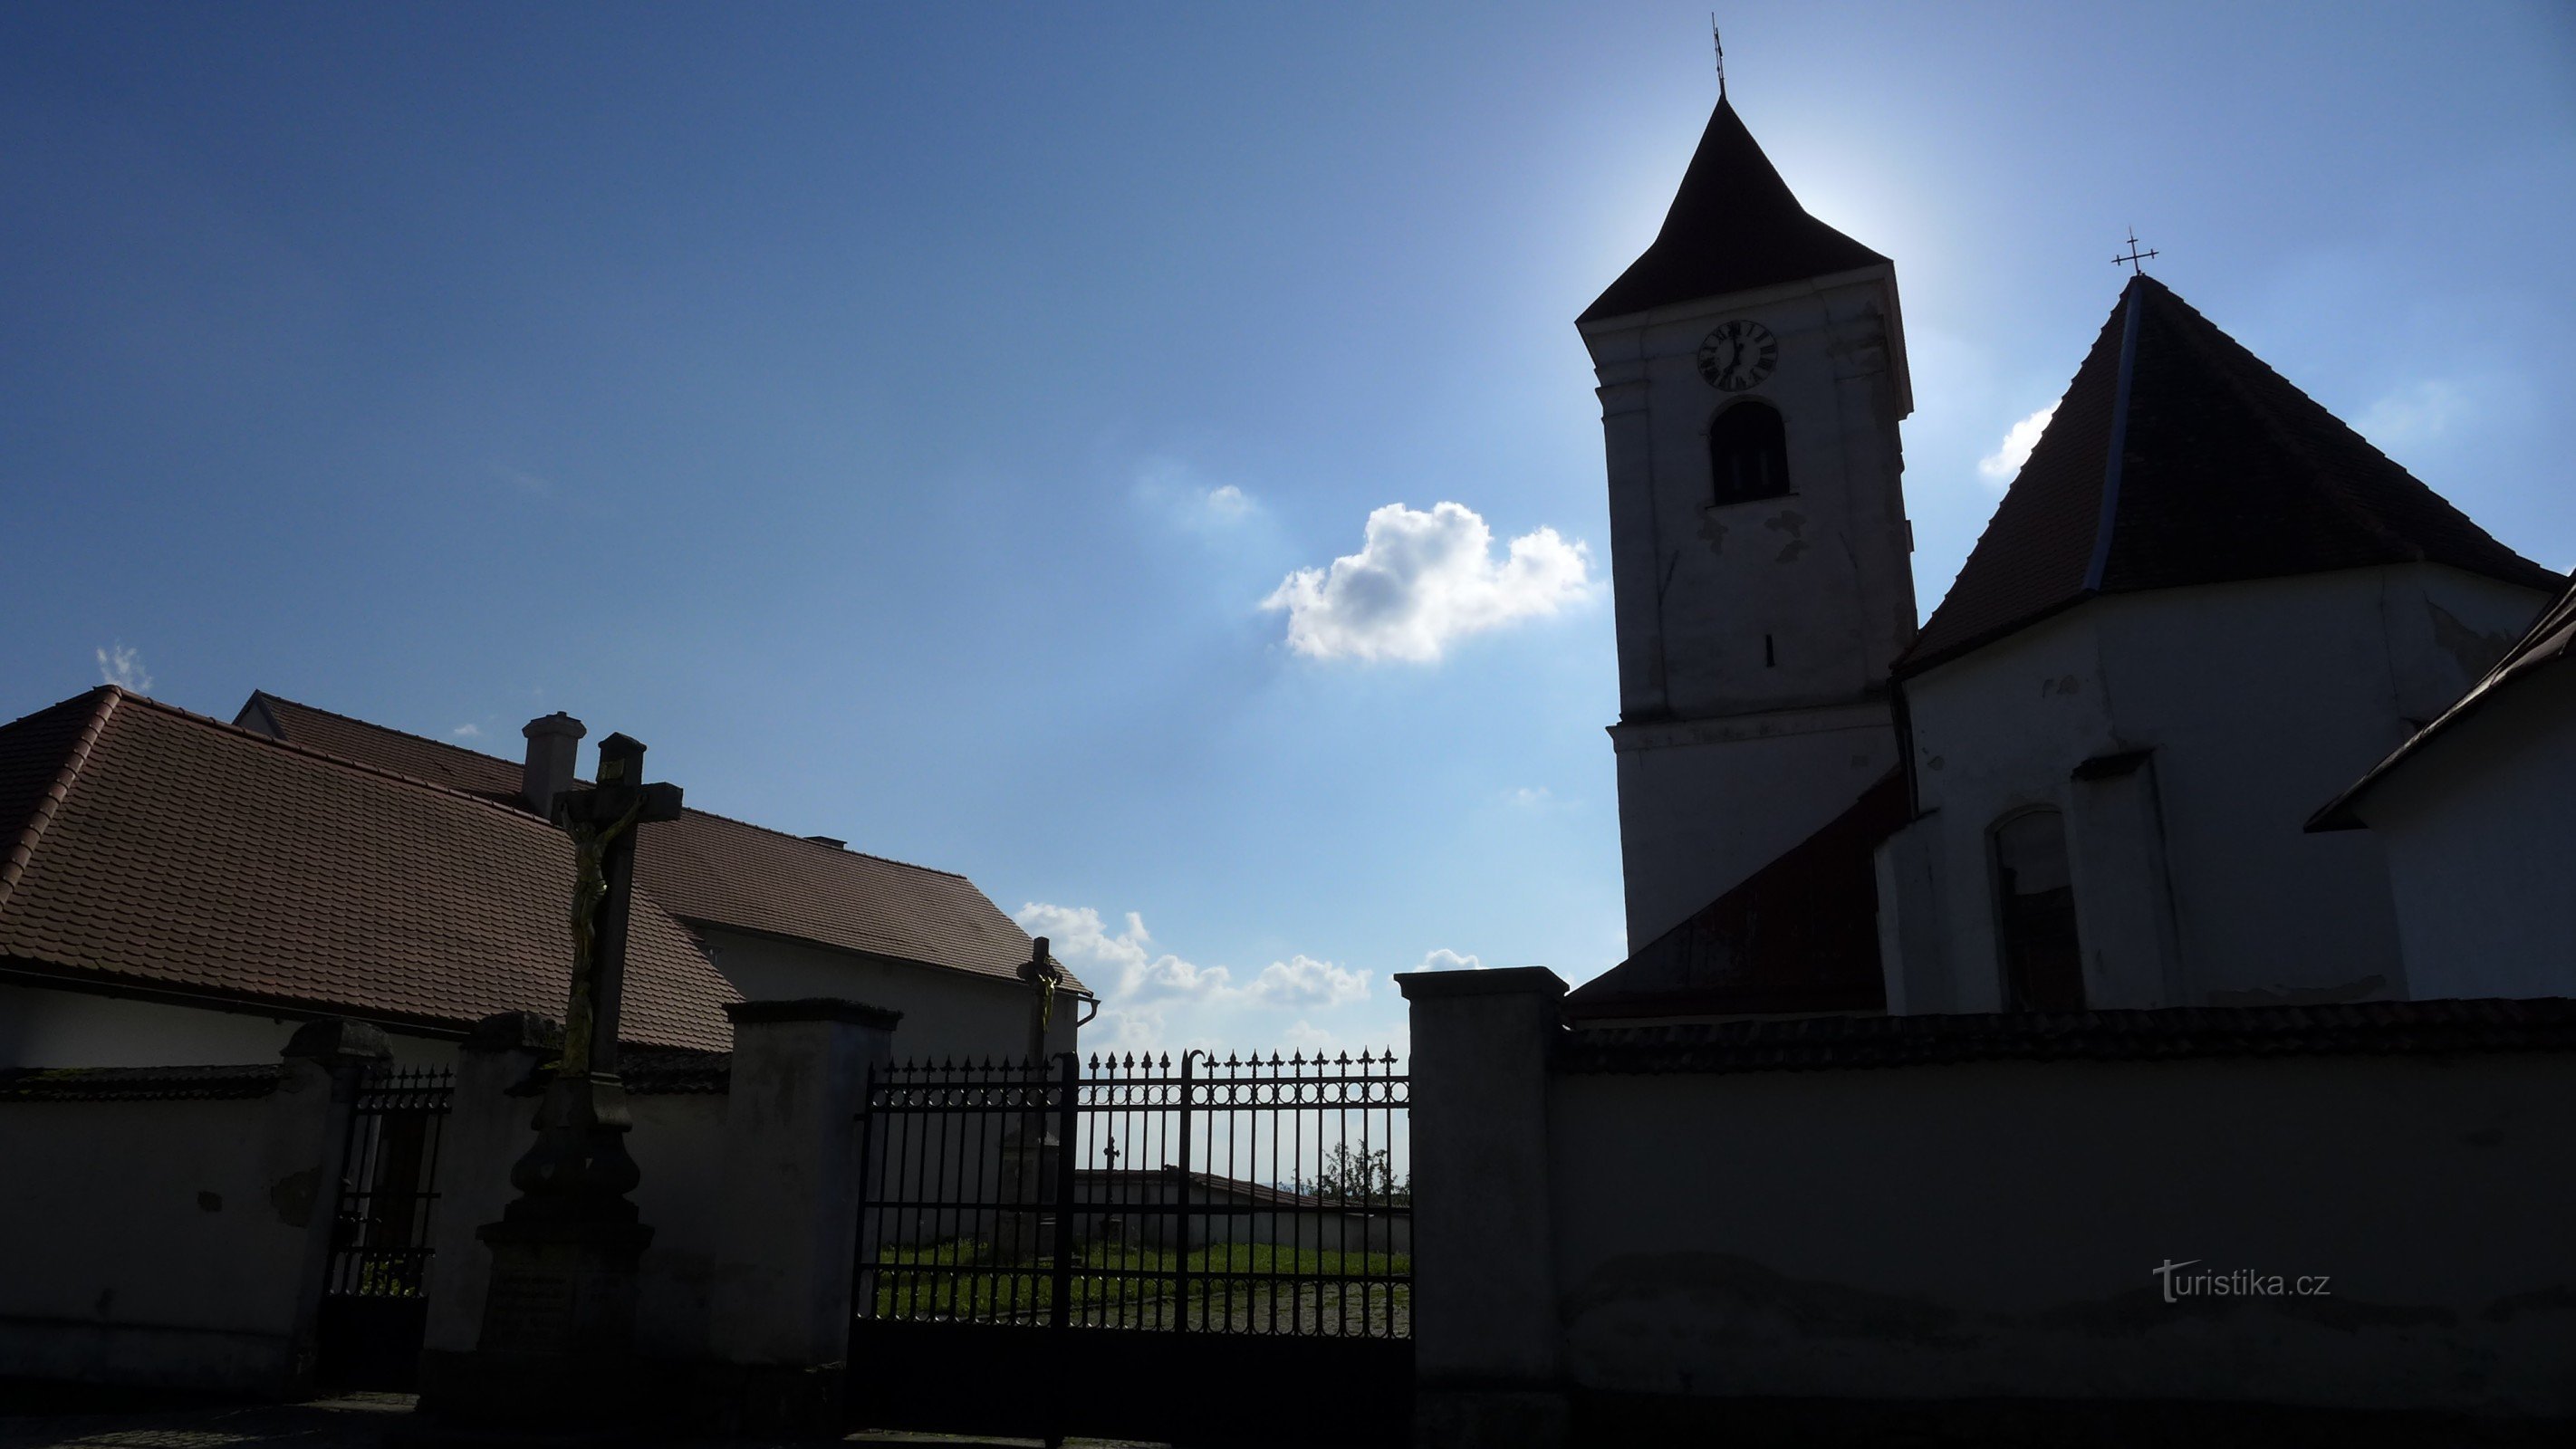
[1295,1145,1409,1205]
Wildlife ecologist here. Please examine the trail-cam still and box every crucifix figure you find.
[507,731,683,1211]
[553,734,685,1086]
[1017,934,1064,1068]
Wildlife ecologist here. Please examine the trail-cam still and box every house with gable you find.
[0,683,1089,1398]
[1559,95,2569,1027]
[0,686,1088,1070]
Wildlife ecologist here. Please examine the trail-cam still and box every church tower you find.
[1582,94,1918,948]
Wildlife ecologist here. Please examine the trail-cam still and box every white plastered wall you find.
[2360,663,2576,999]
[699,926,1078,1065]
[1586,267,1916,948]
[1885,564,2553,1012]
[0,982,457,1069]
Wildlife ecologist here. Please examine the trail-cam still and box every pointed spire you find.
[1581,94,1888,324]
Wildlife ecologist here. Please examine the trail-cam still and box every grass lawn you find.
[864,1237,1411,1333]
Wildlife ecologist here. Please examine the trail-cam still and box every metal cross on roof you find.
[2115,226,2159,274]
[1711,14,1726,99]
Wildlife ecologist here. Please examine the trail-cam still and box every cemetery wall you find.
[1400,968,2576,1447]
[0,1055,358,1395]
[1548,1049,2575,1420]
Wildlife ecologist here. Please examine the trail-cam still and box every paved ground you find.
[0,1388,1162,1449]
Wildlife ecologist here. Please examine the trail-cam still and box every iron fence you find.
[853,1049,1410,1339]
[324,1064,452,1299]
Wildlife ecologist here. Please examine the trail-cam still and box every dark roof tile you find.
[245,695,1077,993]
[1566,770,1906,1021]
[1901,276,2562,674]
[0,689,737,1050]
[1581,95,1888,324]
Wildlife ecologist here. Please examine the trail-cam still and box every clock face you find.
[1697,320,1778,392]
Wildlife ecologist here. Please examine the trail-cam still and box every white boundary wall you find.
[1400,968,2576,1446]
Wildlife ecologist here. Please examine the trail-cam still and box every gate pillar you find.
[707,998,900,1436]
[1397,966,1570,1449]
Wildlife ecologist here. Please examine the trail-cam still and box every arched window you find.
[1708,400,1791,505]
[1993,809,2085,1011]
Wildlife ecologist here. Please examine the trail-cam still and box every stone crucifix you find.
[506,731,683,1209]
[438,731,686,1424]
[1017,935,1063,1069]
[553,733,684,1083]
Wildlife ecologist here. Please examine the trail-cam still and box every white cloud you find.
[1247,955,1371,1008]
[1262,502,1592,663]
[452,723,485,739]
[1093,1007,1166,1054]
[1505,786,1551,808]
[1015,901,1368,1012]
[1204,484,1254,521]
[1419,948,1483,972]
[1017,902,1235,1003]
[1977,403,2057,485]
[2358,379,2469,449]
[95,644,151,693]
[1282,1020,1334,1049]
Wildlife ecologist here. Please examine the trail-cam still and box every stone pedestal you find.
[992,1119,1061,1266]
[407,1071,657,1444]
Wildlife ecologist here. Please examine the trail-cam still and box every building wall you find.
[627,1089,732,1360]
[0,1069,347,1394]
[703,926,1077,1066]
[2362,664,2576,999]
[1888,564,2553,1012]
[1586,269,1917,947]
[1612,706,1896,950]
[0,982,457,1069]
[1544,1052,2575,1418]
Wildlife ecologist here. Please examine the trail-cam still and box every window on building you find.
[1708,400,1791,505]
[1993,809,2085,1011]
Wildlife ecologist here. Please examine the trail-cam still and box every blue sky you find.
[5,2,2572,1062]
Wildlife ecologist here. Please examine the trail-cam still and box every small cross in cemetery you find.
[2115,226,2158,274]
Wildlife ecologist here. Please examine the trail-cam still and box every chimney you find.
[522,713,586,817]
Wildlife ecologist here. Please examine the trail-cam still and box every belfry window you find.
[1708,400,1790,505]
[1993,809,2085,1011]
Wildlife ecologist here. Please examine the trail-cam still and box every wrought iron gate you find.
[316,1064,451,1389]
[850,1049,1412,1446]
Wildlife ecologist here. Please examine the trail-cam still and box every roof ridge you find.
[2081,275,2148,593]
[117,690,587,831]
[251,690,532,782]
[666,800,975,881]
[0,686,122,920]
[254,692,976,882]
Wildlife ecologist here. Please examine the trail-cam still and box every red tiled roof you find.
[1566,771,1906,1021]
[0,688,737,1050]
[1580,95,1889,325]
[1899,275,2563,675]
[2311,572,2576,830]
[1559,997,2576,1074]
[241,694,1080,994]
